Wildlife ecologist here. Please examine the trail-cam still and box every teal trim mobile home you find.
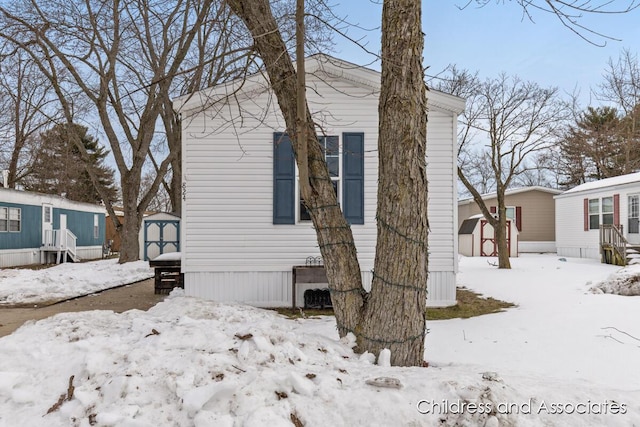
[0,188,106,267]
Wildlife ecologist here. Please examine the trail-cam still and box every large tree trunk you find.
[495,188,512,269]
[228,0,429,366]
[119,175,143,263]
[361,0,428,366]
[494,215,512,269]
[227,0,365,338]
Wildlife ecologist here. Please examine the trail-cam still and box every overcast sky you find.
[329,1,640,106]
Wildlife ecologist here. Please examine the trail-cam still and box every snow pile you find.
[0,254,638,426]
[0,291,637,426]
[590,264,640,296]
[0,259,154,306]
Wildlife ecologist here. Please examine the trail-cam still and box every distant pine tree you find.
[560,106,640,188]
[25,123,118,204]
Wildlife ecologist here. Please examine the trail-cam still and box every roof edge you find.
[458,186,563,204]
[174,53,466,116]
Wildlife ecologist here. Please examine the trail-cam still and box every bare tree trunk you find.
[361,0,428,366]
[119,175,143,263]
[170,159,182,216]
[227,0,365,339]
[229,0,429,366]
[495,189,512,269]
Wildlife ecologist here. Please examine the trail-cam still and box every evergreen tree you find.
[25,123,118,204]
[560,106,640,188]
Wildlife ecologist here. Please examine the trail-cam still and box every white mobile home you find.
[555,172,640,261]
[175,54,465,307]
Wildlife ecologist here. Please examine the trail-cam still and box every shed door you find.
[42,203,53,246]
[144,220,180,261]
[480,220,511,257]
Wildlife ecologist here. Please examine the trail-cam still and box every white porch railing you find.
[43,229,78,262]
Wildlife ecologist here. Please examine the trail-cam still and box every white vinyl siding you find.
[180,62,461,306]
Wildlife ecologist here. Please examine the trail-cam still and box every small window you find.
[602,197,614,225]
[299,135,341,222]
[93,214,99,239]
[0,207,7,232]
[588,199,599,230]
[44,206,52,224]
[505,206,516,221]
[9,208,21,232]
[629,195,639,234]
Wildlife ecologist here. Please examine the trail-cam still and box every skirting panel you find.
[185,269,457,308]
[0,249,41,268]
[426,271,457,308]
[557,247,600,260]
[185,271,293,308]
[0,246,105,268]
[76,246,104,261]
[518,241,556,253]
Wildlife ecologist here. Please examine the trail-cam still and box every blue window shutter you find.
[342,132,364,224]
[273,132,295,224]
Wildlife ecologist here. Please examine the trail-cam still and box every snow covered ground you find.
[0,254,639,426]
[0,259,154,306]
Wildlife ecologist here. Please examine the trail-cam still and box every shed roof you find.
[458,218,480,235]
[143,212,181,220]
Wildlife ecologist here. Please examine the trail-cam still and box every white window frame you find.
[8,207,21,232]
[0,207,7,232]
[297,135,342,223]
[505,206,516,222]
[629,194,639,234]
[44,205,52,224]
[601,196,614,226]
[588,198,599,230]
[94,214,99,239]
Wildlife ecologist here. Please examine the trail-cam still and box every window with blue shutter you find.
[273,133,295,224]
[274,132,365,225]
[342,132,364,224]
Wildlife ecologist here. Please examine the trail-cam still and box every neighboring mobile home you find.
[458,186,562,253]
[555,172,640,262]
[0,188,106,267]
[175,54,465,308]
